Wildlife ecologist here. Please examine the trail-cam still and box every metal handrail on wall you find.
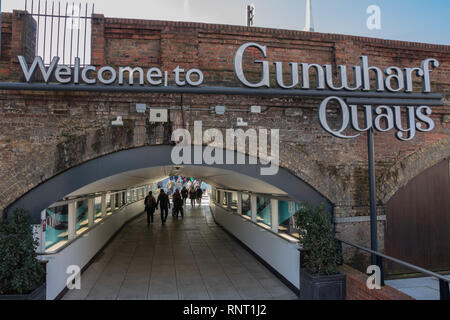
[336,237,450,300]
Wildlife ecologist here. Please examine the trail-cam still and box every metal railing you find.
[25,0,94,66]
[336,237,450,300]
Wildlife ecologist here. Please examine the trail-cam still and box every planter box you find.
[0,283,46,300]
[300,268,346,300]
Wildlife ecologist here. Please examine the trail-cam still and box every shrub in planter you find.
[295,202,345,300]
[0,208,45,296]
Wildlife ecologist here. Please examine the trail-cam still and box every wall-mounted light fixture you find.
[136,103,147,113]
[112,116,123,126]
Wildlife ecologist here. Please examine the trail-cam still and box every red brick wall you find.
[339,265,414,300]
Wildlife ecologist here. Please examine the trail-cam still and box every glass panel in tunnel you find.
[223,192,228,207]
[45,204,68,249]
[256,196,271,226]
[278,201,301,239]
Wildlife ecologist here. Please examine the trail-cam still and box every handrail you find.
[336,237,450,300]
[337,238,450,282]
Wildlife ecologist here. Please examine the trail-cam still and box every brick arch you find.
[378,136,450,204]
[3,131,336,222]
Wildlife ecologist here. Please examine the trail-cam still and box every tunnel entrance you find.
[7,145,330,224]
[6,145,331,300]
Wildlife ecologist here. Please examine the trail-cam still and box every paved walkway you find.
[62,202,297,300]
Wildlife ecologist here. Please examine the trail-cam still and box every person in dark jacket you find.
[156,189,170,224]
[189,186,197,208]
[172,189,184,219]
[144,191,157,225]
[181,186,188,205]
[196,186,203,206]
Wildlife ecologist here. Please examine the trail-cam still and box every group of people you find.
[144,185,205,225]
[181,185,203,208]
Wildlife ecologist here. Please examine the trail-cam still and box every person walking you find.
[196,186,203,206]
[181,186,188,206]
[156,189,170,224]
[189,186,197,208]
[172,189,184,219]
[144,191,157,225]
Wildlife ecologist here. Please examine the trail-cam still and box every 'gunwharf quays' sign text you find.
[17,42,440,141]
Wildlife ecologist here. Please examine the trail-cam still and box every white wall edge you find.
[42,200,144,300]
[211,204,300,289]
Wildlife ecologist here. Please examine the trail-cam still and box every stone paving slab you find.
[386,277,441,300]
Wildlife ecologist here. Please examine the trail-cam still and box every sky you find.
[2,0,449,45]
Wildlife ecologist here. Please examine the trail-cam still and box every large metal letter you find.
[318,96,360,139]
[234,42,270,88]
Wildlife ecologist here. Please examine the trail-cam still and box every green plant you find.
[0,208,44,294]
[294,202,341,276]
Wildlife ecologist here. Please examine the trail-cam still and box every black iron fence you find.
[24,0,94,66]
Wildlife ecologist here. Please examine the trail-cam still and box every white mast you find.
[304,0,314,32]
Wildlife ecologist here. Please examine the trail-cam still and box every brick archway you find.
[3,138,334,223]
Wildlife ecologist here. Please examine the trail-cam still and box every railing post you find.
[36,209,47,253]
[68,201,77,240]
[101,193,107,217]
[118,192,122,208]
[111,193,116,213]
[251,195,257,222]
[126,188,130,203]
[237,192,242,215]
[87,197,94,228]
[440,279,450,300]
[270,199,278,232]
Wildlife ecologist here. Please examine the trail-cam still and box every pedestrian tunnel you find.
[6,145,330,300]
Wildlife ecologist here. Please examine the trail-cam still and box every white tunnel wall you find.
[44,200,144,300]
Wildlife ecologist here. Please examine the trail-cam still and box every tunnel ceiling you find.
[67,165,288,198]
[9,145,327,223]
